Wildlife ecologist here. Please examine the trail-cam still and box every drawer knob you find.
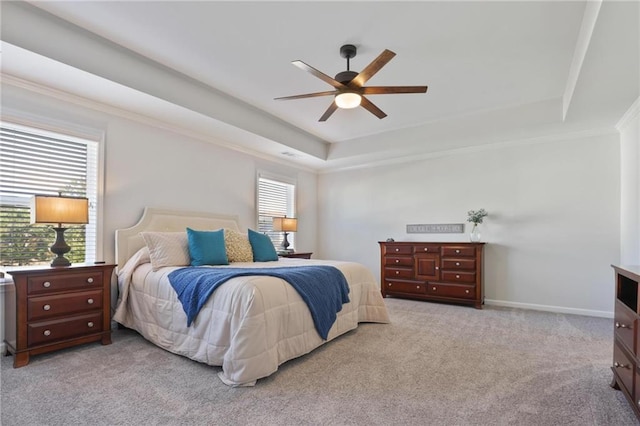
[43,330,51,336]
[395,249,399,252]
[87,298,94,304]
[43,304,51,311]
[43,281,51,288]
[395,260,399,263]
[456,250,460,253]
[416,286,420,289]
[456,262,460,266]
[87,322,94,328]
[424,248,428,251]
[465,290,470,294]
[432,287,437,291]
[456,275,460,279]
[614,361,629,369]
[615,322,630,329]
[87,277,94,284]
[388,283,392,286]
[435,266,439,270]
[395,271,399,275]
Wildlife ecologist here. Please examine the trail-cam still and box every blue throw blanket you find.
[168,266,350,340]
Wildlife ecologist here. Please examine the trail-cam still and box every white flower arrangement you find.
[467,209,488,225]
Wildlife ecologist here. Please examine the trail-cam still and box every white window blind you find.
[257,175,296,249]
[0,122,98,266]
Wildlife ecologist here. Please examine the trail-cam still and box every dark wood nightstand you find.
[3,263,116,367]
[279,252,313,259]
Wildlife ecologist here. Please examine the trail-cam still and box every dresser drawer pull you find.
[432,287,437,291]
[456,275,460,279]
[465,290,470,294]
[388,283,392,286]
[87,322,94,328]
[395,249,399,252]
[43,330,51,336]
[87,298,94,304]
[395,260,399,263]
[43,304,51,311]
[424,248,428,251]
[615,322,630,329]
[435,266,439,270]
[87,277,94,284]
[416,286,420,289]
[614,361,630,369]
[395,271,399,275]
[456,262,460,266]
[456,249,460,253]
[43,281,51,288]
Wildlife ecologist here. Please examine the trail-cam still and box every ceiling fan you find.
[275,44,428,122]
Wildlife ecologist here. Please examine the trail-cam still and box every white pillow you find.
[140,231,190,271]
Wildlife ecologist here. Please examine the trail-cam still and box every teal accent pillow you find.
[248,229,279,262]
[186,228,228,266]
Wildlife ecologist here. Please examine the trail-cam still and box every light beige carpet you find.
[1,298,637,425]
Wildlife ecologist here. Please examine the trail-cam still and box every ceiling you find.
[1,1,638,171]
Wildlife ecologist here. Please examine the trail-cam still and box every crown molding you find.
[1,73,319,174]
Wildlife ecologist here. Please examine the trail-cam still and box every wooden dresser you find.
[3,263,116,367]
[611,265,640,421]
[379,241,484,309]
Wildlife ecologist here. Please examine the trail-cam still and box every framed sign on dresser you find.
[379,241,485,309]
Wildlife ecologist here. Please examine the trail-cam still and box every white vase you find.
[469,223,481,242]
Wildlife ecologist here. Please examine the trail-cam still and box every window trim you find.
[1,111,106,263]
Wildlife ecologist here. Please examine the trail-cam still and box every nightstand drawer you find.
[27,289,103,321]
[28,312,103,346]
[27,272,103,295]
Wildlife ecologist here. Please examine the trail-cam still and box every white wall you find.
[619,98,640,264]
[318,133,620,316]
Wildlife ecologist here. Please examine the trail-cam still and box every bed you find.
[113,208,390,386]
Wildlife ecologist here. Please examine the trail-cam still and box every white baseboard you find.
[484,299,613,319]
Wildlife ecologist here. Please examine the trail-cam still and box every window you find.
[257,173,296,249]
[0,122,99,266]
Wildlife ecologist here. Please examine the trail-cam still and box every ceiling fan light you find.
[335,92,362,109]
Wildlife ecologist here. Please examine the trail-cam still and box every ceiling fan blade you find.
[319,101,339,122]
[349,49,396,88]
[362,86,428,95]
[292,60,348,89]
[360,96,387,119]
[274,91,337,101]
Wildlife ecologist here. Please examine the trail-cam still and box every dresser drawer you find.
[385,256,413,267]
[27,271,103,295]
[442,258,476,270]
[414,244,441,254]
[441,271,476,284]
[384,280,426,295]
[385,267,413,280]
[384,245,412,255]
[613,342,635,396]
[615,300,636,354]
[427,283,475,299]
[27,289,103,321]
[28,312,103,346]
[441,246,475,257]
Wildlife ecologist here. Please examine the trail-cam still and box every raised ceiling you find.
[1,1,638,170]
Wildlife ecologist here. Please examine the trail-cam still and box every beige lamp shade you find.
[30,195,89,225]
[272,216,297,232]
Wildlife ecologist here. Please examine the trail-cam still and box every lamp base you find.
[281,232,294,253]
[50,227,71,267]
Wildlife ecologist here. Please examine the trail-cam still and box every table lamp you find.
[30,194,89,267]
[272,216,297,253]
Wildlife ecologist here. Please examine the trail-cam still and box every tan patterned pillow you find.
[141,231,190,271]
[224,229,253,262]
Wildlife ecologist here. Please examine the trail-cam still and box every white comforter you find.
[113,250,390,386]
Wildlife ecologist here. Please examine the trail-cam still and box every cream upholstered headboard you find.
[115,207,241,271]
